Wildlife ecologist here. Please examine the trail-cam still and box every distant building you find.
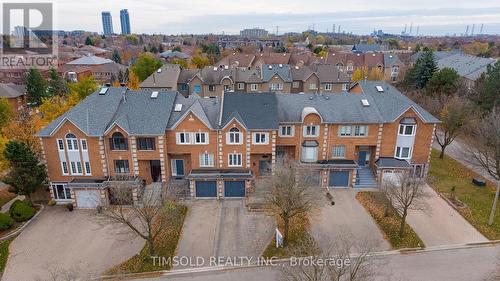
[120,9,131,35]
[240,28,268,37]
[101,11,113,35]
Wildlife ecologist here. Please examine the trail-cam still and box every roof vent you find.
[99,87,108,95]
[372,53,376,57]
[309,96,314,100]
[361,99,370,106]
[151,91,159,98]
[295,66,299,69]
[213,67,218,71]
[376,85,384,92]
[279,64,283,68]
[224,65,229,69]
[174,103,183,112]
[157,68,162,73]
[268,65,273,70]
[357,53,360,56]
[325,96,330,100]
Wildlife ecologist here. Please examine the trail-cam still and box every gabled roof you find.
[352,44,382,53]
[67,55,114,65]
[0,83,25,98]
[383,53,401,66]
[37,88,178,137]
[221,92,278,130]
[167,94,220,129]
[261,64,292,82]
[160,50,189,59]
[140,64,181,89]
[309,64,350,83]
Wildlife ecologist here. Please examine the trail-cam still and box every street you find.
[134,245,500,281]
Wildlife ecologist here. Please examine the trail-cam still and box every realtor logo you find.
[1,2,57,69]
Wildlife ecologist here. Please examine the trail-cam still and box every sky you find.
[16,0,500,35]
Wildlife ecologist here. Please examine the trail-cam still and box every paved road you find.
[175,200,274,269]
[2,206,144,281]
[433,133,496,183]
[310,189,390,252]
[406,183,488,247]
[141,245,500,281]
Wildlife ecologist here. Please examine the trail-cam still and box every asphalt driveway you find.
[310,189,391,252]
[406,183,488,247]
[175,200,274,268]
[2,206,144,281]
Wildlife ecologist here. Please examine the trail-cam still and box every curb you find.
[98,241,500,280]
[0,204,45,241]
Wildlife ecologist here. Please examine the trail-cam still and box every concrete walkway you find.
[406,184,488,247]
[1,195,25,213]
[310,189,391,252]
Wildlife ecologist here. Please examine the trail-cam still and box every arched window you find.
[227,127,242,144]
[110,132,128,150]
[65,133,78,151]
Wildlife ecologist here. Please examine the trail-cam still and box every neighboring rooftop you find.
[140,64,181,89]
[0,83,25,98]
[67,55,114,65]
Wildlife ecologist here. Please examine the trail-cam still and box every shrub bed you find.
[9,200,35,222]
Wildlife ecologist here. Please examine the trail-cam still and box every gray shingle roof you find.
[261,64,292,82]
[140,64,181,89]
[0,83,25,98]
[37,88,177,137]
[352,44,382,53]
[221,92,278,130]
[436,53,496,81]
[375,157,412,168]
[167,94,220,129]
[67,55,114,65]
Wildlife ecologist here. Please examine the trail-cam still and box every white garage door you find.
[75,189,101,208]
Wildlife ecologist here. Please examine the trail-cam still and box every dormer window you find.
[110,132,128,150]
[399,124,415,136]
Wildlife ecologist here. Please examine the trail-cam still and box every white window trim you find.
[194,132,209,145]
[80,139,88,151]
[226,132,243,145]
[250,84,258,91]
[252,132,269,145]
[57,139,64,151]
[199,153,214,167]
[279,125,295,137]
[395,146,413,159]
[84,161,92,175]
[338,125,368,137]
[332,146,346,159]
[51,183,71,201]
[237,83,245,90]
[228,153,243,167]
[398,124,416,136]
[303,125,319,137]
[342,83,348,91]
[61,161,69,175]
[309,83,318,90]
[176,132,192,145]
[70,161,83,175]
[324,84,332,91]
[301,146,318,163]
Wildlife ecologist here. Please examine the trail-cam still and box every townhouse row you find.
[37,81,439,208]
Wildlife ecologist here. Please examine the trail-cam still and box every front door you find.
[358,151,367,166]
[150,160,161,182]
[259,160,270,176]
[171,159,184,177]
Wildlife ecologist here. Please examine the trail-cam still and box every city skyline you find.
[46,0,500,35]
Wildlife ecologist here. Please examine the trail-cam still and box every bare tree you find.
[433,96,477,159]
[382,172,425,237]
[280,232,378,281]
[259,160,320,245]
[98,182,181,256]
[465,110,500,225]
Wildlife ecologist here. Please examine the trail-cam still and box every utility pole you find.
[276,26,279,36]
[465,25,469,36]
[338,25,340,33]
[333,24,336,34]
[480,23,484,34]
[471,24,475,36]
[409,22,413,34]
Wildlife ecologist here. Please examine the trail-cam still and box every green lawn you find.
[105,203,187,274]
[356,191,424,249]
[0,238,13,275]
[428,149,500,240]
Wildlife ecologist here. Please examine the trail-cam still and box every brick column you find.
[246,132,251,168]
[189,180,195,198]
[425,124,437,177]
[98,137,108,177]
[322,124,328,160]
[271,131,276,175]
[375,124,383,160]
[218,132,224,168]
[158,135,167,182]
[130,136,139,177]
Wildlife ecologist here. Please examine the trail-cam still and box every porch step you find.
[355,168,377,188]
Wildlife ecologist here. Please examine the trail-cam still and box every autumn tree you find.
[368,68,384,81]
[131,53,163,82]
[351,67,369,82]
[68,75,98,100]
[2,140,47,204]
[112,49,122,63]
[126,72,140,90]
[0,98,13,129]
[1,113,43,156]
[260,160,320,244]
[26,68,48,106]
[190,56,209,69]
[382,172,425,237]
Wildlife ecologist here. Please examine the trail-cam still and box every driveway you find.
[2,206,144,281]
[406,183,488,247]
[310,189,391,252]
[175,200,274,268]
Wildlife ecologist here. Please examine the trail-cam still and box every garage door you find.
[329,171,350,187]
[75,189,101,208]
[224,181,245,198]
[195,181,217,198]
